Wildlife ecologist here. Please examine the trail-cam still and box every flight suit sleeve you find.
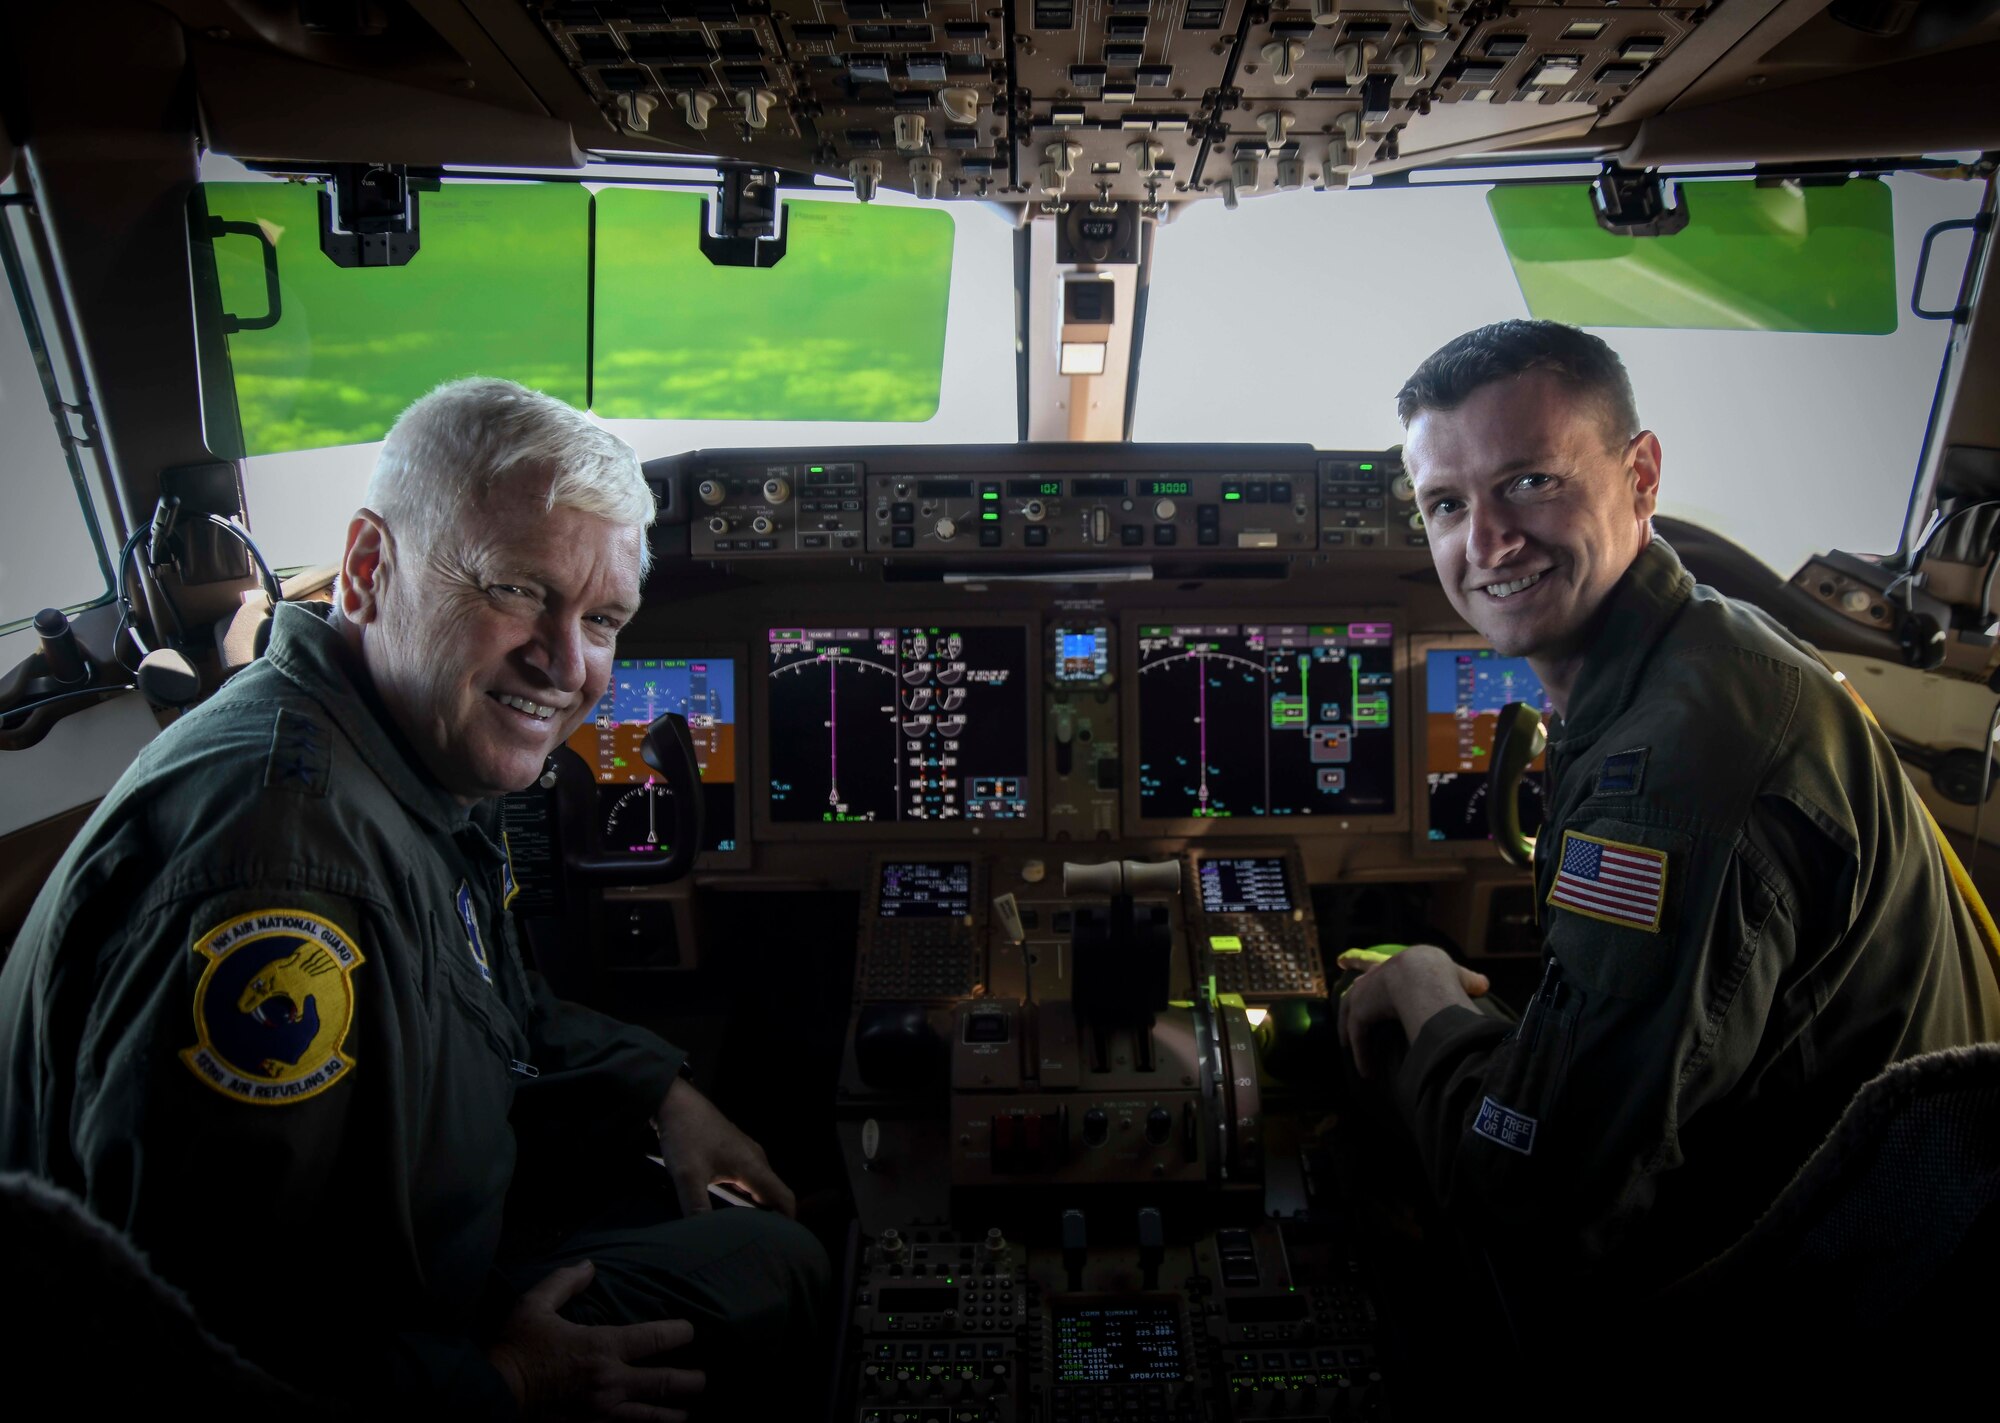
[516,971,688,1119]
[69,886,521,1421]
[1395,811,1805,1280]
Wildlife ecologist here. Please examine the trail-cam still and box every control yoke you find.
[1488,700,1547,868]
[565,712,706,884]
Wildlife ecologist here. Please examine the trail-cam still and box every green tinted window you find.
[194,181,590,456]
[1487,179,1897,334]
[592,189,953,422]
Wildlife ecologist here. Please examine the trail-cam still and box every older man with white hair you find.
[0,378,828,1420]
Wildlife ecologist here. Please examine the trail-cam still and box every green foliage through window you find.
[191,180,957,458]
[592,189,952,422]
[197,182,590,457]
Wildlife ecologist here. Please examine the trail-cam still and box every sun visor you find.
[1487,178,1897,334]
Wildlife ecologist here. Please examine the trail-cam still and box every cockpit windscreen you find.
[1134,622,1397,821]
[766,625,1032,824]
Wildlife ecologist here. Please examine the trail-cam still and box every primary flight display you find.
[569,656,740,855]
[1423,647,1552,844]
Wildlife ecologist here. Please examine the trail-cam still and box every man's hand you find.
[487,1260,705,1422]
[1336,944,1491,1079]
[654,1075,798,1218]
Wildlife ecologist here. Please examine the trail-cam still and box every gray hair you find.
[367,378,656,575]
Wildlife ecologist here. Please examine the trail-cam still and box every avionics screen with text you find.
[1135,622,1395,819]
[568,657,739,855]
[766,625,1031,823]
[1054,1300,1187,1385]
[1197,857,1293,914]
[1423,647,1552,843]
[878,861,973,918]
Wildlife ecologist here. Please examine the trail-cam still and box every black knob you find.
[1145,1106,1172,1144]
[34,607,87,685]
[1082,1108,1109,1146]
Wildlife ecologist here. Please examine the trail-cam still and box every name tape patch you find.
[1548,829,1668,933]
[1473,1096,1538,1155]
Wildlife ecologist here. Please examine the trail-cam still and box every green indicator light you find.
[983,490,998,500]
[1358,462,1375,471]
[809,465,824,473]
[1224,491,1241,501]
[982,511,999,520]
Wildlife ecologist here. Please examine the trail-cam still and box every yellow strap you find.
[1836,673,2000,967]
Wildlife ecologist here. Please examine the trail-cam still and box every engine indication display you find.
[1424,648,1553,843]
[767,625,1031,823]
[570,657,739,855]
[1136,622,1395,820]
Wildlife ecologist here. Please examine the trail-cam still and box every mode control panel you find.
[1319,455,1420,552]
[865,474,1318,554]
[689,459,867,556]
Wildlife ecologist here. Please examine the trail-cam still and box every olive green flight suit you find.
[0,604,826,1417]
[1396,539,2000,1303]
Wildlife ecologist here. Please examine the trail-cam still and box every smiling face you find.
[1406,370,1661,710]
[340,471,643,803]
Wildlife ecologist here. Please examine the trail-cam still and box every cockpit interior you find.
[3,0,1998,1415]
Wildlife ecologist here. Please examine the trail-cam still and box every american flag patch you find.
[1548,830,1667,932]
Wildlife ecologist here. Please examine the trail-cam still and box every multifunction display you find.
[1054,1300,1187,1385]
[1424,648,1552,843]
[878,862,972,919]
[1135,623,1396,819]
[1197,857,1293,915]
[569,657,738,855]
[767,625,1031,823]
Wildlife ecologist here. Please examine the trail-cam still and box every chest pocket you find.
[1541,817,1694,1002]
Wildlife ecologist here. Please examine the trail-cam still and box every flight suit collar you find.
[1549,536,1696,749]
[262,602,472,834]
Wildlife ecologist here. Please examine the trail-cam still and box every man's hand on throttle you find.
[1335,944,1490,1079]
[654,1075,798,1218]
[487,1260,704,1422]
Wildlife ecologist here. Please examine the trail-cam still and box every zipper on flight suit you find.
[1521,955,1566,1052]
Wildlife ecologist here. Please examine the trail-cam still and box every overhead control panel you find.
[528,1,1716,206]
[661,445,1414,561]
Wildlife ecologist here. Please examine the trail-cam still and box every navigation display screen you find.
[1424,648,1552,844]
[1198,857,1292,915]
[766,625,1031,823]
[879,862,972,919]
[1135,622,1395,819]
[569,657,738,855]
[1054,1300,1187,1385]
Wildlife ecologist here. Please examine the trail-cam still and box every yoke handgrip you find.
[1488,700,1547,869]
[565,712,706,884]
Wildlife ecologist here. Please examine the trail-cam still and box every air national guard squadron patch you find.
[180,909,364,1105]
